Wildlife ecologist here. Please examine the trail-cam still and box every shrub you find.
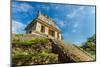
[30,37,49,44]
[12,51,58,65]
[12,52,32,65]
[14,34,23,36]
[13,41,33,46]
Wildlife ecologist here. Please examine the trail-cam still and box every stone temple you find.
[25,11,63,40]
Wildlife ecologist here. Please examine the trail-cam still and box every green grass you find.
[12,51,58,65]
[12,37,49,46]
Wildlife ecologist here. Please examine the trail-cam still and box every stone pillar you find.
[55,31,57,39]
[36,22,41,32]
[59,33,61,40]
[45,26,48,35]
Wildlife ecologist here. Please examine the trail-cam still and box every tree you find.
[81,34,96,55]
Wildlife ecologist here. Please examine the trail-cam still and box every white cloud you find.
[67,6,85,18]
[72,23,79,33]
[73,41,81,45]
[37,4,50,11]
[12,2,34,13]
[73,23,78,28]
[59,21,65,27]
[54,17,66,28]
[67,11,76,18]
[78,6,85,11]
[12,20,26,34]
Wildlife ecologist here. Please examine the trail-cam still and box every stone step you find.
[52,39,94,61]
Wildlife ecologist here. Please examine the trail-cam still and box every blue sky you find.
[12,1,96,45]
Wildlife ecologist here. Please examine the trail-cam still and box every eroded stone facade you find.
[25,11,63,40]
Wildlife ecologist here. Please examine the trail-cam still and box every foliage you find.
[12,51,32,65]
[12,37,49,46]
[12,51,58,65]
[13,34,24,36]
[81,34,96,58]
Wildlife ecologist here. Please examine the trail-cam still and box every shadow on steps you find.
[48,38,94,63]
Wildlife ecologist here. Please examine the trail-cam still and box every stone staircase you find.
[49,39,94,62]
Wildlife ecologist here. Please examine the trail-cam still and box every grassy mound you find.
[12,34,58,66]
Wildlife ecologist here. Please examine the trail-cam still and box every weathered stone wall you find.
[36,22,41,32]
[45,26,48,35]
